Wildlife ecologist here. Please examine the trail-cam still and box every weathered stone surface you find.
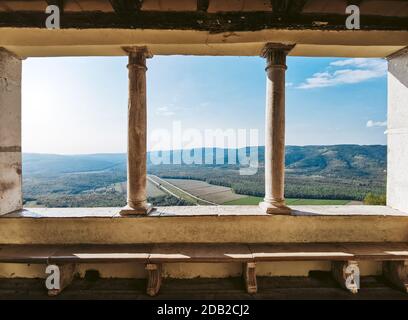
[383,260,408,293]
[0,49,22,216]
[120,47,152,215]
[0,152,22,215]
[331,260,360,294]
[260,44,293,215]
[0,49,21,148]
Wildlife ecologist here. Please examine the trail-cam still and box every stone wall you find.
[0,49,22,216]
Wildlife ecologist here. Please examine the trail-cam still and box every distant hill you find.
[284,144,386,177]
[23,153,126,176]
[23,145,386,178]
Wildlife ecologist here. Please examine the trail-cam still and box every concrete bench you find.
[1,243,408,296]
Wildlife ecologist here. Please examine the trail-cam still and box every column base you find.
[120,203,153,216]
[259,201,291,215]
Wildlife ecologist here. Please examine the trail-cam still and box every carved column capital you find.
[123,46,153,70]
[261,43,295,70]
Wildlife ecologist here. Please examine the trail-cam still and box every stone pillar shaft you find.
[259,43,294,215]
[120,47,152,215]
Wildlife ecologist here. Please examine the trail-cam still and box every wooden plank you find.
[248,243,354,261]
[339,243,408,261]
[287,0,308,14]
[197,0,209,12]
[46,0,64,15]
[1,243,408,266]
[0,245,57,263]
[109,0,143,15]
[271,0,308,15]
[148,244,253,263]
[49,244,152,263]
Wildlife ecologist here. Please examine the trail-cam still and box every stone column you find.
[387,47,408,212]
[259,43,294,215]
[0,48,22,216]
[120,47,153,215]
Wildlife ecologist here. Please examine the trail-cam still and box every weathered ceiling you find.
[0,0,407,30]
[0,0,407,57]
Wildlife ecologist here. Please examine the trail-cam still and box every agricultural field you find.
[160,178,352,206]
[148,175,209,205]
[164,178,246,204]
[147,180,167,197]
[94,180,166,198]
[224,196,351,206]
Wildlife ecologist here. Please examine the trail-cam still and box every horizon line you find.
[23,143,387,156]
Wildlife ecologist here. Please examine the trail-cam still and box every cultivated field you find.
[164,178,247,204]
[161,178,352,205]
[95,180,166,198]
[88,177,354,206]
[224,196,351,205]
[148,175,212,205]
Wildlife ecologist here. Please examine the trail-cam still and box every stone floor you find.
[1,273,407,300]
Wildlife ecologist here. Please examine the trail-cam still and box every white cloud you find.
[286,82,293,87]
[366,120,387,128]
[298,58,387,89]
[156,106,175,117]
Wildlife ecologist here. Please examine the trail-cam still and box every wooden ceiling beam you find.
[347,0,364,5]
[45,0,64,14]
[0,11,406,32]
[287,0,308,14]
[109,0,143,15]
[271,0,308,15]
[197,0,209,12]
[271,0,288,14]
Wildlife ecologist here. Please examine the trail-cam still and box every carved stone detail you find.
[146,263,162,296]
[331,260,360,294]
[261,43,295,69]
[47,263,77,297]
[383,260,408,293]
[243,262,257,294]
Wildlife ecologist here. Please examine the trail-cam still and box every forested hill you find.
[23,144,386,178]
[284,144,386,177]
[22,145,387,204]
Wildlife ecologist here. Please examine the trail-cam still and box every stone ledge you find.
[2,205,407,218]
[0,206,408,244]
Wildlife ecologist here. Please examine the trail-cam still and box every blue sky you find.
[22,56,387,154]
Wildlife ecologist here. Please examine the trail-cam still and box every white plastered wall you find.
[387,48,408,212]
